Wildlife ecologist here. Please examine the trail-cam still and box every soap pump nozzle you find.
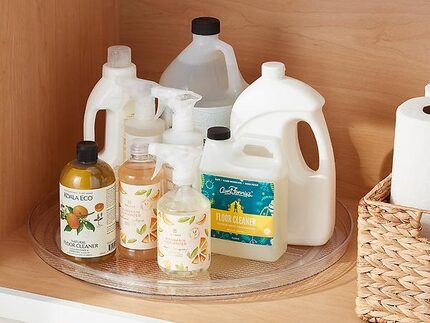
[148,143,202,186]
[151,85,202,131]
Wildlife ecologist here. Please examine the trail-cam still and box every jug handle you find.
[300,111,335,175]
[214,40,243,94]
[83,96,123,150]
[233,134,283,161]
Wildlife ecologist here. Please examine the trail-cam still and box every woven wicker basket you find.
[356,175,430,323]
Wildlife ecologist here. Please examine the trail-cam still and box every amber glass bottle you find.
[59,141,116,263]
[118,140,163,260]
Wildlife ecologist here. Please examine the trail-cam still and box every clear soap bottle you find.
[118,140,163,260]
[148,143,211,276]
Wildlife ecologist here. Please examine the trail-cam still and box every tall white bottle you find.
[123,79,165,160]
[84,45,139,173]
[159,17,247,134]
[231,62,336,246]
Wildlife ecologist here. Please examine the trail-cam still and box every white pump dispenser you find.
[83,45,139,172]
[231,62,336,246]
[123,79,165,160]
[151,85,204,147]
[148,143,211,276]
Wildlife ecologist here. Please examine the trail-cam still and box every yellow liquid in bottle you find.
[60,159,116,264]
[118,154,164,260]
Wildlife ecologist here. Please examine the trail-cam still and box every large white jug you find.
[230,62,335,246]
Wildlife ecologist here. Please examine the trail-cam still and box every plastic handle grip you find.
[234,134,283,161]
[214,40,243,94]
[83,106,97,141]
[305,111,335,174]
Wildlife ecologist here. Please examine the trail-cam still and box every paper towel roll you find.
[391,95,430,238]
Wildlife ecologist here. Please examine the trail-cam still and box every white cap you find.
[261,62,286,79]
[107,45,132,68]
[121,79,158,120]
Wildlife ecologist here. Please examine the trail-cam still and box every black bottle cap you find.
[192,17,220,35]
[76,141,98,163]
[207,126,231,141]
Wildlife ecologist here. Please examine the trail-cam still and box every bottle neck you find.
[130,153,150,161]
[192,34,219,44]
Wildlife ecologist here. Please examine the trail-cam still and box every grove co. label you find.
[201,174,275,246]
[157,210,210,273]
[119,181,161,250]
[59,184,116,258]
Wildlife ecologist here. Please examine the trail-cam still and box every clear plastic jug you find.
[160,17,247,134]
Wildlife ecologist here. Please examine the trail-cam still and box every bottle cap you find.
[107,45,132,68]
[130,139,149,156]
[77,141,98,163]
[261,62,286,79]
[192,17,220,35]
[207,126,231,141]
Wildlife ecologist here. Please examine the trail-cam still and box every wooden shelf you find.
[0,200,360,322]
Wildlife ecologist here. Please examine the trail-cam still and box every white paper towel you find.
[391,96,430,238]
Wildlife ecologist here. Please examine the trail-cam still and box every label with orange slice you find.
[157,209,211,273]
[119,181,161,250]
[59,184,116,258]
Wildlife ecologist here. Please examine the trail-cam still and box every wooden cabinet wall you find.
[2,0,430,237]
[120,0,430,199]
[0,0,118,238]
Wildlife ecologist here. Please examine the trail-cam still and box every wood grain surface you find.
[0,0,118,238]
[120,0,430,199]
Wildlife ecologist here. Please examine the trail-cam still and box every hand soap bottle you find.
[148,143,211,276]
[118,140,163,260]
[123,80,165,160]
[59,141,116,263]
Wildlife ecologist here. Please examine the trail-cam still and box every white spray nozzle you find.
[107,45,132,68]
[148,143,202,186]
[151,85,202,131]
[120,79,158,120]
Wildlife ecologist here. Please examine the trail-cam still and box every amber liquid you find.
[59,159,116,264]
[118,154,164,260]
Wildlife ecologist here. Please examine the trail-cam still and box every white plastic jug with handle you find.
[230,62,336,246]
[84,45,141,173]
[160,17,247,134]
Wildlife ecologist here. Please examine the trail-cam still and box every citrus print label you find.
[59,184,116,258]
[157,210,211,273]
[119,182,161,250]
[201,174,275,246]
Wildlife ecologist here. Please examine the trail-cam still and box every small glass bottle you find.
[118,140,163,260]
[148,143,211,276]
[59,141,116,263]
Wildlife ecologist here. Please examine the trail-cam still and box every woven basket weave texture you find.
[356,175,430,323]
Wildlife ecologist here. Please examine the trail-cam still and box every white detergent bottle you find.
[84,45,139,173]
[152,85,203,147]
[123,79,165,160]
[159,17,247,134]
[200,127,287,262]
[230,62,336,246]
